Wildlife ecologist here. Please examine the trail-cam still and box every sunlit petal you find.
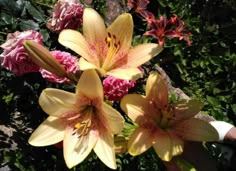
[170,99,204,124]
[39,88,77,117]
[106,67,142,81]
[127,43,163,67]
[78,58,99,70]
[76,70,103,100]
[174,118,219,141]
[121,94,149,125]
[64,126,98,169]
[128,127,154,156]
[29,116,66,146]
[167,131,184,156]
[102,102,124,134]
[107,13,133,54]
[153,132,173,161]
[83,8,106,44]
[146,72,168,108]
[58,30,94,63]
[94,131,117,169]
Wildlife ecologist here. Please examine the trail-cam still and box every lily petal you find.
[102,102,124,134]
[76,70,103,100]
[29,116,66,146]
[39,88,77,117]
[174,118,219,141]
[170,99,204,124]
[83,8,106,44]
[58,29,95,63]
[127,43,163,67]
[64,126,98,169]
[152,131,183,161]
[128,127,154,156]
[78,58,99,70]
[106,67,142,80]
[146,72,168,108]
[107,13,133,54]
[94,131,117,169]
[121,94,150,125]
[167,131,184,156]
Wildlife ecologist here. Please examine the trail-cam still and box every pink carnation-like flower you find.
[47,0,83,32]
[40,50,79,83]
[0,30,43,76]
[103,76,136,101]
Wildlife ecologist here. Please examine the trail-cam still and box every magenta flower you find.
[0,30,43,76]
[40,50,79,83]
[47,0,83,32]
[103,76,136,101]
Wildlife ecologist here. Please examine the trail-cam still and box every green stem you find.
[0,32,7,35]
[34,2,53,9]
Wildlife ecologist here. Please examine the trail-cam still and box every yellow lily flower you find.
[29,70,124,169]
[58,8,162,80]
[121,71,219,161]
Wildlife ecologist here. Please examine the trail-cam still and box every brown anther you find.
[108,32,111,37]
[113,34,116,39]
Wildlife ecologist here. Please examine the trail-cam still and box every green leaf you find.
[19,19,40,30]
[25,2,45,23]
[0,13,17,26]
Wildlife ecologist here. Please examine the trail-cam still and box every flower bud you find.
[23,40,67,78]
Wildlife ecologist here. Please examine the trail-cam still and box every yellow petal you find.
[58,29,96,64]
[107,13,133,54]
[121,94,149,125]
[174,118,219,141]
[78,58,106,77]
[83,8,106,44]
[39,88,77,117]
[78,58,99,70]
[23,40,66,77]
[127,43,163,67]
[93,131,117,169]
[128,127,154,156]
[146,72,168,108]
[167,131,184,156]
[28,116,66,146]
[64,127,98,169]
[106,67,142,80]
[102,102,124,134]
[152,131,181,161]
[170,99,204,124]
[76,70,103,100]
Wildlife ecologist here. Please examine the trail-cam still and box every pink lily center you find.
[89,32,127,71]
[68,96,102,137]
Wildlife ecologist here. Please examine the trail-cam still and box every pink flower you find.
[0,30,43,76]
[103,76,136,101]
[47,0,83,32]
[40,50,79,83]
